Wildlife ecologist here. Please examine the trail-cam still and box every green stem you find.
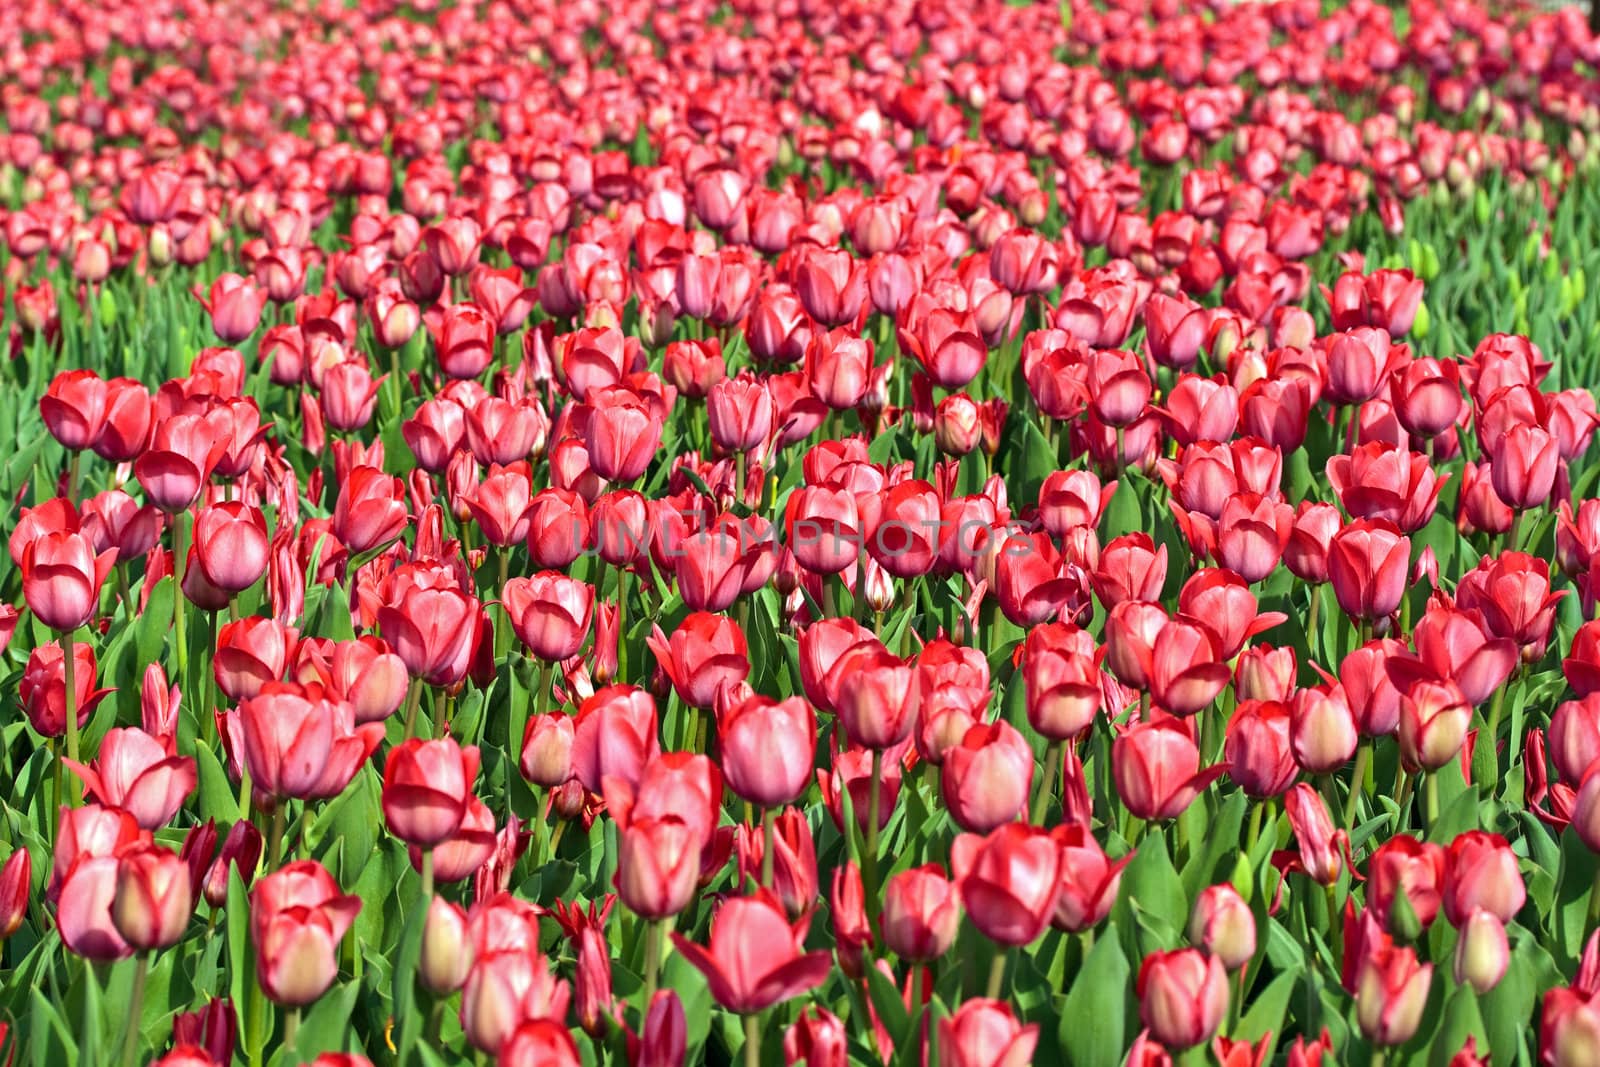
[761,807,776,888]
[986,952,1007,1000]
[283,1007,300,1050]
[173,511,189,683]
[1345,740,1372,831]
[744,1012,762,1067]
[642,918,664,1008]
[1245,802,1263,855]
[62,635,80,768]
[268,805,287,872]
[1426,771,1439,832]
[1030,741,1063,825]
[1486,682,1507,766]
[420,849,434,903]
[403,679,422,740]
[865,750,884,916]
[120,954,150,1067]
[1588,867,1600,928]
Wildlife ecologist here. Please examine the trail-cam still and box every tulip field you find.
[8,0,1600,1063]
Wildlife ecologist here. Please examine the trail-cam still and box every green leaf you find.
[1058,921,1131,1067]
[864,956,911,1049]
[1428,984,1489,1067]
[1553,826,1599,970]
[1234,967,1302,1060]
[195,743,243,825]
[1114,833,1187,952]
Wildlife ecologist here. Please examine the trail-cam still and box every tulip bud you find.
[0,848,31,939]
[1137,948,1230,1050]
[1356,941,1432,1046]
[420,897,473,994]
[1189,885,1256,971]
[112,844,193,950]
[881,865,962,962]
[1453,910,1509,994]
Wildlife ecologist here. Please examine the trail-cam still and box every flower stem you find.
[1030,741,1062,825]
[642,918,664,1008]
[986,952,1007,1000]
[420,849,434,903]
[173,511,189,684]
[744,1013,762,1067]
[62,636,80,768]
[120,954,150,1067]
[1345,740,1371,831]
[268,805,287,872]
[865,750,884,914]
[761,807,776,888]
[283,1007,301,1050]
[1425,770,1439,832]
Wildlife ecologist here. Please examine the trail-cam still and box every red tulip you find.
[64,727,195,830]
[1225,700,1297,798]
[836,650,920,751]
[951,823,1061,947]
[646,612,749,710]
[1022,622,1103,741]
[585,386,664,483]
[1326,519,1410,622]
[378,583,481,688]
[1489,422,1559,511]
[20,641,110,739]
[1455,910,1510,995]
[459,948,570,1054]
[57,855,133,961]
[1290,685,1359,774]
[327,637,409,724]
[671,890,832,1014]
[40,369,108,451]
[1148,616,1232,716]
[941,721,1033,833]
[250,860,361,1006]
[1398,678,1472,772]
[382,738,481,849]
[785,1007,847,1067]
[111,843,192,950]
[0,848,30,939]
[502,572,594,663]
[938,998,1040,1067]
[1189,884,1256,970]
[718,693,816,808]
[1113,720,1225,821]
[1368,835,1446,933]
[611,819,700,921]
[1355,938,1432,1046]
[214,617,295,702]
[237,685,384,803]
[1050,823,1128,933]
[21,530,116,633]
[570,685,659,794]
[192,502,270,594]
[1138,949,1230,1050]
[332,466,409,554]
[1442,831,1526,927]
[196,273,267,342]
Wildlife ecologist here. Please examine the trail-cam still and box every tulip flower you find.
[938,998,1040,1067]
[671,890,832,1015]
[1355,938,1433,1047]
[1138,949,1230,1050]
[382,738,481,852]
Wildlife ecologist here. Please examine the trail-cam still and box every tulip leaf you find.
[28,986,76,1067]
[1114,833,1187,954]
[1234,966,1301,1059]
[1180,789,1247,899]
[1423,762,1476,844]
[1058,920,1131,1067]
[864,954,912,1048]
[1428,984,1489,1067]
[195,742,243,825]
[1552,826,1600,971]
[291,979,362,1061]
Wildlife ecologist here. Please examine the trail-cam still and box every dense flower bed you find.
[3,0,1600,1064]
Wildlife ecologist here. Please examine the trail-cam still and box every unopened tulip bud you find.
[420,896,473,994]
[1356,942,1432,1047]
[1189,885,1256,971]
[112,844,193,951]
[1453,910,1509,994]
[0,848,30,939]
